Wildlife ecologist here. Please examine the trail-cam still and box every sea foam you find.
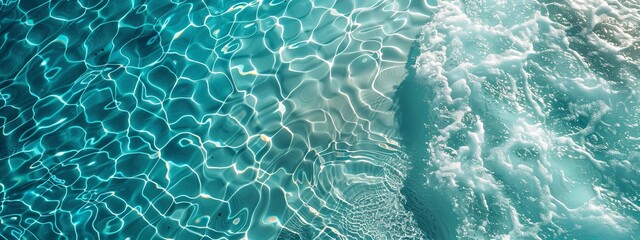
[403,0,640,238]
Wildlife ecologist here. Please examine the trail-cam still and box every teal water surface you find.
[1,0,428,239]
[1,0,640,239]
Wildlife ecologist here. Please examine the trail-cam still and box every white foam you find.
[412,0,640,237]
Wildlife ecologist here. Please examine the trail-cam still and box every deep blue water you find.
[1,0,639,239]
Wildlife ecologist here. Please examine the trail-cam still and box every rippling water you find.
[1,0,639,239]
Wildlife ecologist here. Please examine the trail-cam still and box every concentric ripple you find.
[0,0,431,239]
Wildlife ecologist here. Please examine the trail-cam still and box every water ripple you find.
[0,0,430,239]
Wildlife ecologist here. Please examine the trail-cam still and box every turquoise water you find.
[1,0,639,239]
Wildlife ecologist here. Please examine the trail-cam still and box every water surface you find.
[1,0,640,239]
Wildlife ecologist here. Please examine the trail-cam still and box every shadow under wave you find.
[394,38,459,240]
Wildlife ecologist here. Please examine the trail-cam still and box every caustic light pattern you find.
[0,0,639,239]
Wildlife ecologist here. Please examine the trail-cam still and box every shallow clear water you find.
[0,0,639,239]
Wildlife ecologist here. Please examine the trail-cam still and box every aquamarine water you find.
[1,0,639,239]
